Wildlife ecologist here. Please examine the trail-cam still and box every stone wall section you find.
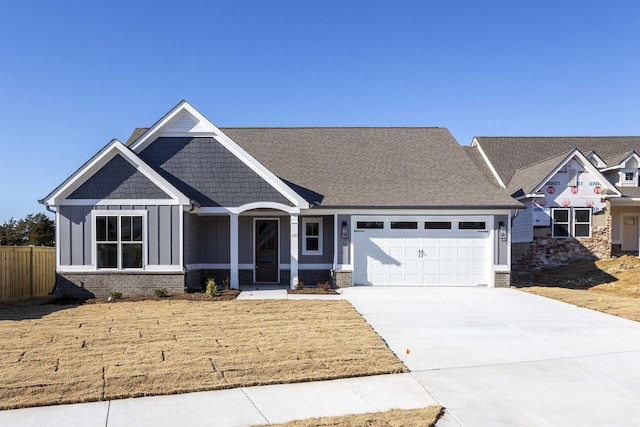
[513,216,612,269]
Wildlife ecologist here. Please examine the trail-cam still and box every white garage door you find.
[353,217,490,286]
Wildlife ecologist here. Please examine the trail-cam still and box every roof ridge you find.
[475,136,640,139]
[220,126,447,129]
[511,150,576,174]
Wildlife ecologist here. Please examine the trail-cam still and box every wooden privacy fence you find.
[0,246,55,302]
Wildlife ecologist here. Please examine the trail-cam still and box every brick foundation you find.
[494,271,511,288]
[332,270,352,288]
[513,217,612,269]
[56,272,185,298]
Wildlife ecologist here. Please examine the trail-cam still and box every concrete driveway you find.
[342,287,640,427]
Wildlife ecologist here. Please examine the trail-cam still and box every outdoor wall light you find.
[341,221,348,239]
[498,221,507,241]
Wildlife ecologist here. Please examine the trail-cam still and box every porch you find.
[183,204,344,290]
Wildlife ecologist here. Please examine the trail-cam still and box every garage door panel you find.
[354,219,490,286]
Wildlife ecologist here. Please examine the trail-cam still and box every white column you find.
[230,213,239,290]
[290,214,299,289]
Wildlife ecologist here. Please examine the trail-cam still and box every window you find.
[552,209,570,238]
[96,215,143,269]
[573,208,591,237]
[552,208,591,238]
[625,172,635,181]
[356,221,384,229]
[302,218,323,255]
[425,221,452,229]
[390,221,417,229]
[459,221,486,230]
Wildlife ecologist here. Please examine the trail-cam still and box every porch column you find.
[290,214,299,289]
[230,213,239,290]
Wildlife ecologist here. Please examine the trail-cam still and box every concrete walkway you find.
[341,287,640,426]
[0,373,441,427]
[3,287,640,426]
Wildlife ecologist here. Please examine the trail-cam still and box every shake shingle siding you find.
[139,137,294,207]
[68,155,169,199]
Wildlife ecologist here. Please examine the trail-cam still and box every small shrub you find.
[222,276,230,290]
[294,281,305,290]
[318,281,333,291]
[206,278,218,297]
[109,291,122,300]
[154,288,169,298]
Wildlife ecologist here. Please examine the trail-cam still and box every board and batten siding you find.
[337,214,350,265]
[299,215,334,265]
[512,200,534,243]
[58,205,182,267]
[184,214,231,265]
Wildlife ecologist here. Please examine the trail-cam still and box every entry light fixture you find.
[341,221,348,239]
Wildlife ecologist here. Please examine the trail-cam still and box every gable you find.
[67,154,170,200]
[139,137,294,208]
[41,139,190,207]
[531,156,613,226]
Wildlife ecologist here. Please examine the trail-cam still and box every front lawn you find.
[0,299,406,410]
[515,255,640,322]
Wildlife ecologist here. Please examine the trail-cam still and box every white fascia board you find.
[129,101,309,209]
[44,139,191,206]
[58,199,181,206]
[586,151,607,168]
[609,198,640,206]
[601,151,640,171]
[531,149,621,197]
[471,138,506,188]
[515,193,545,200]
[314,208,516,215]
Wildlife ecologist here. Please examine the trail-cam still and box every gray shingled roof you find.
[218,128,521,208]
[506,152,572,196]
[474,137,640,187]
[603,151,635,168]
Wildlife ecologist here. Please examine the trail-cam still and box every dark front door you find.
[255,220,279,282]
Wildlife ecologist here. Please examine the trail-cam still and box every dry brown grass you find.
[265,406,443,427]
[517,255,640,322]
[0,299,406,410]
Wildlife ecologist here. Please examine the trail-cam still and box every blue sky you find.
[1,1,639,222]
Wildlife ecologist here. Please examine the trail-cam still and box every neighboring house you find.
[467,137,640,268]
[40,101,522,297]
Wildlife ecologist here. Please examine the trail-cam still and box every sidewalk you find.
[0,373,445,427]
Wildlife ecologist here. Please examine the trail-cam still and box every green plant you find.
[205,278,218,297]
[222,276,230,290]
[109,291,122,300]
[154,288,169,298]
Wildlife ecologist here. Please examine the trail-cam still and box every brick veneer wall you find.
[513,216,612,269]
[56,272,185,298]
[494,271,510,288]
[333,270,352,288]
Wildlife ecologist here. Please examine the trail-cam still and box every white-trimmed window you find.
[95,214,144,269]
[302,217,323,255]
[552,208,591,238]
[573,208,592,237]
[620,169,638,187]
